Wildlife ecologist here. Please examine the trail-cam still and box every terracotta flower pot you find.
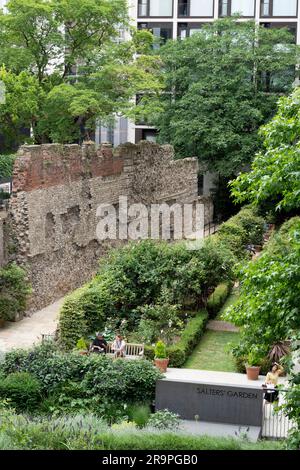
[246,365,261,380]
[154,358,169,373]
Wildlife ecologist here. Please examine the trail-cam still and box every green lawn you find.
[185,330,240,372]
[215,287,239,320]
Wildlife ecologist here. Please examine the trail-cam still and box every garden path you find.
[206,320,239,332]
[0,298,64,354]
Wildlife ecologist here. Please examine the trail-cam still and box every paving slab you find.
[163,368,286,388]
[0,298,64,353]
[179,420,261,442]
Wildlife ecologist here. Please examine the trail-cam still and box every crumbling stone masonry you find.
[5,141,213,312]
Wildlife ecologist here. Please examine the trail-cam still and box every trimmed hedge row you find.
[144,310,208,367]
[216,206,265,260]
[207,282,232,318]
[0,154,16,178]
[0,263,32,321]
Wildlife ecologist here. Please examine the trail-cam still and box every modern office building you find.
[120,0,300,147]
[2,0,300,188]
[95,0,300,194]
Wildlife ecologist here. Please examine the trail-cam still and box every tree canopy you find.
[231,87,300,214]
[0,0,162,149]
[224,217,300,358]
[143,18,299,177]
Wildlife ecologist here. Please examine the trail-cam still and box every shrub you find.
[207,282,232,317]
[82,358,162,403]
[224,216,300,359]
[215,206,265,260]
[58,238,235,350]
[144,310,208,367]
[0,263,31,321]
[0,372,42,411]
[0,154,16,178]
[147,410,180,430]
[154,341,167,359]
[125,404,151,428]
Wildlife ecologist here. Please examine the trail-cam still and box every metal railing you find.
[204,220,219,238]
[262,390,294,439]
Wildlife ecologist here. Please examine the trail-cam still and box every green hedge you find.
[216,206,265,259]
[0,263,32,321]
[0,372,42,412]
[0,343,162,412]
[144,310,208,367]
[207,282,232,317]
[0,154,16,178]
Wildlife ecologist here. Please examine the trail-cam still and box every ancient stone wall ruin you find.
[5,141,213,312]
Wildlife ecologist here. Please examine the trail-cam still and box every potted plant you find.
[76,337,88,355]
[245,350,262,380]
[154,341,169,373]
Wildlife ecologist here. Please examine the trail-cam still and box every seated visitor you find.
[112,334,126,358]
[262,363,284,403]
[90,332,107,354]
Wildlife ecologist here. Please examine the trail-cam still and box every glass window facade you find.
[190,0,213,16]
[231,0,255,16]
[178,0,213,17]
[178,23,202,38]
[273,0,297,16]
[150,0,173,16]
[261,0,297,17]
[138,22,173,47]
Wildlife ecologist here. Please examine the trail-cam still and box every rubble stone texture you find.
[5,141,213,312]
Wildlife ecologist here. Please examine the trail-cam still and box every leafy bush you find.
[0,154,16,178]
[59,239,234,349]
[0,344,161,412]
[154,341,167,359]
[207,282,232,317]
[215,206,265,260]
[125,403,151,428]
[147,410,180,430]
[0,263,31,321]
[144,310,208,367]
[224,217,300,360]
[0,372,42,412]
[0,410,284,450]
[82,358,162,403]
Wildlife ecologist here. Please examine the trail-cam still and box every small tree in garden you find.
[142,17,299,177]
[231,88,300,216]
[223,217,300,360]
[0,0,162,149]
[0,263,32,321]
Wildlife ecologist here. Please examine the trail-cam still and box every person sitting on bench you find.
[112,334,126,358]
[90,332,107,354]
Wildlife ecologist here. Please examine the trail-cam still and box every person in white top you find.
[112,334,126,358]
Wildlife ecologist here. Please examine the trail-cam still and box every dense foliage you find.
[0,154,16,178]
[224,217,300,362]
[0,406,284,450]
[0,263,31,321]
[143,18,299,177]
[0,0,161,149]
[231,88,300,215]
[0,343,161,416]
[59,239,235,349]
[59,206,264,349]
[0,372,41,412]
[144,311,208,368]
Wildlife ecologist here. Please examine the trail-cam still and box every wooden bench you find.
[106,342,144,359]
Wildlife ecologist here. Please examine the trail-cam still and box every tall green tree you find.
[231,87,300,215]
[143,18,299,177]
[0,0,162,147]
